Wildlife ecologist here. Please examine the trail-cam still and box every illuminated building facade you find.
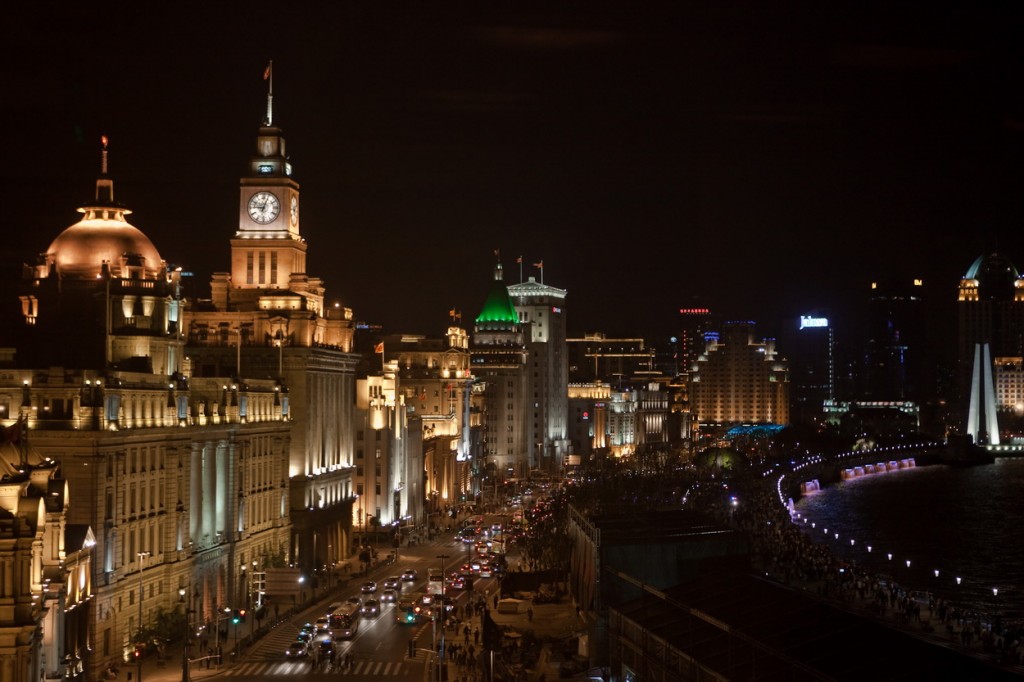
[471,262,529,478]
[507,276,570,474]
[183,90,358,583]
[689,321,789,426]
[354,328,474,538]
[5,144,291,680]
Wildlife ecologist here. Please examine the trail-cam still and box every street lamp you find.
[178,587,194,682]
[137,551,150,682]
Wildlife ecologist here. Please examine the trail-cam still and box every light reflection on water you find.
[792,457,1024,624]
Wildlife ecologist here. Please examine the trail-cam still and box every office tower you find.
[862,277,927,402]
[471,261,529,479]
[678,306,715,397]
[689,321,789,426]
[779,313,835,426]
[508,273,570,474]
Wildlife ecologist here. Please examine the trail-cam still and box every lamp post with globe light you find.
[178,587,195,682]
[136,552,150,682]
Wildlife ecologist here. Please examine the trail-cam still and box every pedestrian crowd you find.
[697,479,1024,668]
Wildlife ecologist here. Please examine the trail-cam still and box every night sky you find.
[3,1,1024,344]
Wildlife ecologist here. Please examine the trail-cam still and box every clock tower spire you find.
[230,62,306,291]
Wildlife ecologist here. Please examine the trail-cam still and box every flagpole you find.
[518,257,523,283]
[264,60,274,125]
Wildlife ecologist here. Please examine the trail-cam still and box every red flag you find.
[374,342,384,354]
[263,61,272,80]
[516,256,522,264]
[533,260,543,269]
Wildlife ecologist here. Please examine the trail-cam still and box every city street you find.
[141,514,514,682]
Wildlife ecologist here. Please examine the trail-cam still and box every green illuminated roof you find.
[475,261,519,327]
[475,285,519,324]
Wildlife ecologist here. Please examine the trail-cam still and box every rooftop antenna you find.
[264,60,274,125]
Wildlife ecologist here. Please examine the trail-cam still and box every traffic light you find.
[231,609,245,625]
[238,608,247,622]
[133,643,144,660]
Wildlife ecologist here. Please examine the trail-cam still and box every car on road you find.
[401,568,418,582]
[383,576,401,590]
[380,588,398,603]
[285,641,308,658]
[360,598,380,617]
[345,595,362,608]
[360,580,377,593]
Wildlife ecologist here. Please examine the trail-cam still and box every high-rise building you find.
[861,277,927,402]
[471,261,529,479]
[779,313,835,426]
[957,253,1024,416]
[689,321,789,427]
[508,275,570,474]
[183,86,358,582]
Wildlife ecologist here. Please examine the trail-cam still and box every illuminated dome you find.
[962,252,1020,302]
[45,182,164,280]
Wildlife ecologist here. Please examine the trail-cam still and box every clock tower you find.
[231,64,305,291]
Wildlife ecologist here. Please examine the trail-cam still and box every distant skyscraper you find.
[690,321,789,426]
[678,306,714,397]
[779,313,834,426]
[957,253,1024,411]
[861,277,927,402]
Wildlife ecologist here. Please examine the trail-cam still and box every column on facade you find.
[215,440,229,539]
[190,444,202,544]
[203,443,216,542]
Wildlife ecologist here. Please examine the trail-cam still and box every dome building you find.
[2,136,292,681]
[17,139,182,372]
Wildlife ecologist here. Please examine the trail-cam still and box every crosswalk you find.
[224,659,412,676]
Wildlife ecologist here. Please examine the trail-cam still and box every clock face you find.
[290,195,299,226]
[247,191,280,224]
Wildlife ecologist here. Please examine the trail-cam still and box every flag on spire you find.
[263,61,272,80]
[374,342,384,354]
[516,256,523,264]
[533,260,544,269]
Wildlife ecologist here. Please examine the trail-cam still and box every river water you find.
[792,456,1024,626]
